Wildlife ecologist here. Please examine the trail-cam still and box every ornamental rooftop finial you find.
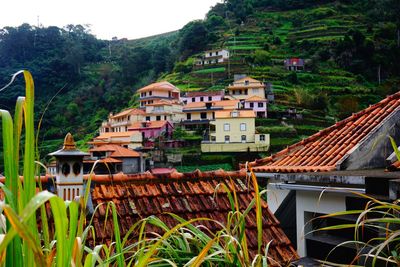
[63,133,76,150]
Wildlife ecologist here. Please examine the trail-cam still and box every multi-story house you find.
[243,96,267,118]
[227,76,266,100]
[99,108,145,133]
[181,90,225,104]
[89,131,143,150]
[138,81,180,108]
[201,109,270,153]
[195,49,230,66]
[143,99,184,123]
[181,100,239,130]
[284,58,305,71]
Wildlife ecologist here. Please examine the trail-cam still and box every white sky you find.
[0,0,221,40]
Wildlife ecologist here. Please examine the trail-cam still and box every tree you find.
[224,0,254,23]
[178,21,210,59]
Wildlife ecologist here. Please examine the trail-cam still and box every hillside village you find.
[0,0,400,265]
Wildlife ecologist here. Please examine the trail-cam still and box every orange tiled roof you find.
[183,102,206,109]
[145,99,176,106]
[110,108,145,119]
[215,109,256,119]
[245,95,267,102]
[89,169,298,264]
[228,77,265,89]
[128,120,170,130]
[249,91,400,173]
[137,81,180,93]
[89,144,140,158]
[213,99,240,108]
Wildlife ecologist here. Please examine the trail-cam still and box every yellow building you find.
[227,76,266,100]
[201,110,270,153]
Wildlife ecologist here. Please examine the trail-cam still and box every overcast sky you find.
[1,0,221,40]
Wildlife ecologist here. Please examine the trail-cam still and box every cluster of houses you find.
[99,76,271,154]
[42,90,400,265]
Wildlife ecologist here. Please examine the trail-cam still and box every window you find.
[146,116,150,121]
[164,116,167,120]
[260,134,265,141]
[231,111,238,117]
[208,96,212,101]
[241,135,246,143]
[192,97,195,102]
[216,51,219,55]
[187,113,191,120]
[200,97,204,101]
[209,52,212,56]
[253,88,259,93]
[250,102,254,108]
[200,112,207,119]
[156,116,161,121]
[149,91,152,96]
[140,102,144,107]
[244,80,249,85]
[224,123,230,131]
[244,89,248,95]
[168,92,171,98]
[258,103,264,108]
[62,163,70,176]
[240,123,246,131]
[224,135,230,143]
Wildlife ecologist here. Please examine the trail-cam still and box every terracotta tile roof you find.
[212,99,240,108]
[145,99,176,106]
[89,145,140,158]
[150,168,177,175]
[245,95,267,102]
[215,109,256,119]
[94,131,140,139]
[128,120,170,130]
[228,77,265,89]
[84,158,123,164]
[89,169,298,264]
[183,102,206,109]
[249,91,400,173]
[185,90,224,97]
[110,108,145,118]
[137,81,180,93]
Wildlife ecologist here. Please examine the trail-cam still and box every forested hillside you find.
[0,0,399,161]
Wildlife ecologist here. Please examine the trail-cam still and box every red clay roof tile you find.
[249,91,400,173]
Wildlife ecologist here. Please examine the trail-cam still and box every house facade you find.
[227,76,266,100]
[201,110,270,152]
[138,81,180,108]
[248,91,400,262]
[128,120,174,140]
[100,108,145,133]
[284,58,305,71]
[144,99,184,123]
[195,49,230,66]
[243,96,267,118]
[181,90,225,104]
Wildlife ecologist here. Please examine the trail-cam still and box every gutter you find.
[269,182,365,194]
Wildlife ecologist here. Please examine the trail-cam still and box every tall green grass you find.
[0,71,290,266]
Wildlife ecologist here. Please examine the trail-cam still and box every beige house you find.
[144,99,184,123]
[201,110,269,153]
[137,81,180,108]
[89,131,143,150]
[182,100,239,130]
[227,76,266,100]
[100,108,145,133]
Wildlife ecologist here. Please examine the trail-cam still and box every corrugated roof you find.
[89,145,140,158]
[137,81,180,93]
[89,169,298,264]
[215,110,256,119]
[249,91,400,173]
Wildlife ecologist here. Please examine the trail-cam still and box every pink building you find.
[128,120,174,140]
[243,96,267,118]
[182,90,225,104]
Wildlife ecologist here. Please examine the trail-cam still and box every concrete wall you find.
[339,108,400,170]
[122,157,140,174]
[182,95,223,103]
[295,191,346,257]
[212,117,255,143]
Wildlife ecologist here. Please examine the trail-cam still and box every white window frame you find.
[224,123,230,131]
[240,123,246,131]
